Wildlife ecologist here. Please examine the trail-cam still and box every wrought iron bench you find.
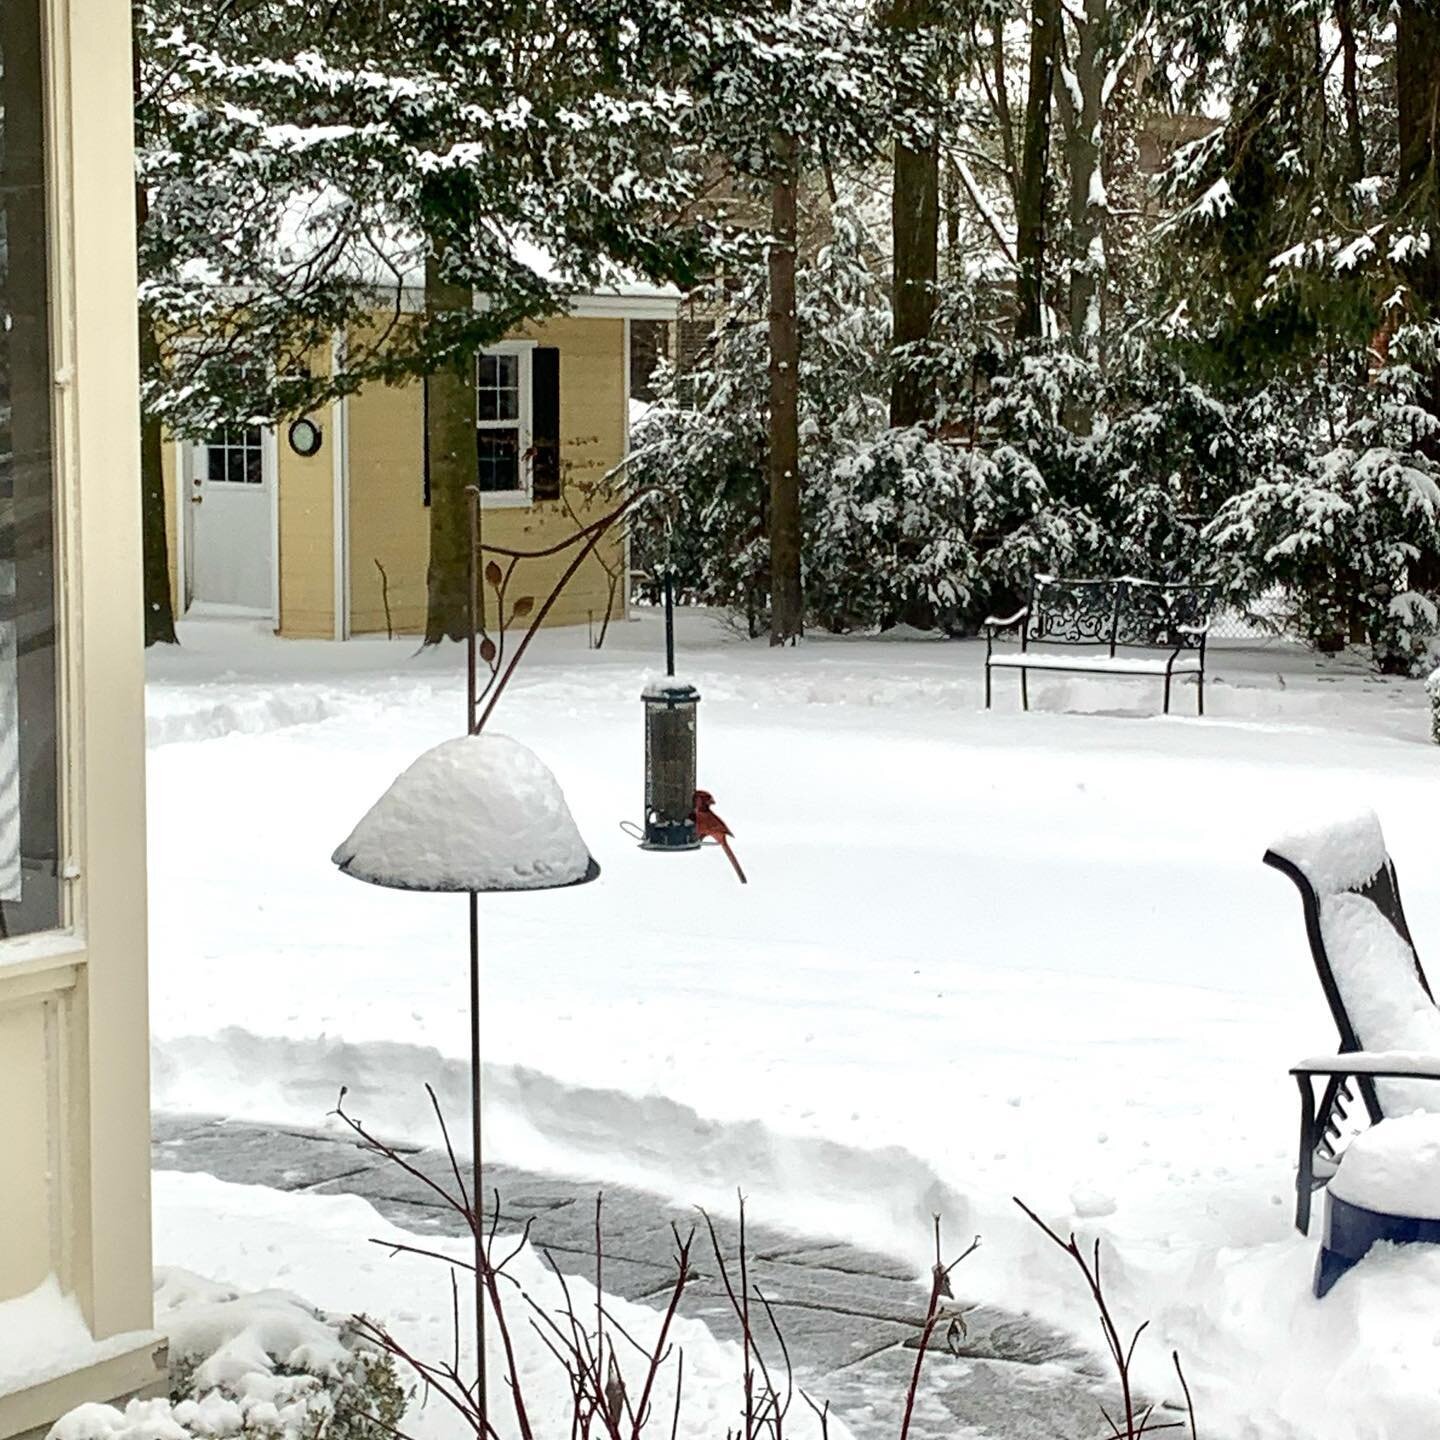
[983,576,1215,716]
[1265,814,1440,1239]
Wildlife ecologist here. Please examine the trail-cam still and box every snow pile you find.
[1269,809,1388,894]
[1331,1113,1440,1218]
[332,733,594,891]
[154,1268,356,1387]
[0,1277,144,1394]
[1156,1235,1440,1438]
[50,1267,401,1440]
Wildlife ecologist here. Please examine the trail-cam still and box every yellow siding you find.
[347,366,428,635]
[277,429,334,639]
[348,313,628,637]
[161,313,631,639]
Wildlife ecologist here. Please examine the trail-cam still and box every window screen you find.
[0,0,60,937]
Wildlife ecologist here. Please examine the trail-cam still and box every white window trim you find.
[477,339,536,509]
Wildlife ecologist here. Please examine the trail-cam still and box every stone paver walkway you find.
[153,1114,1183,1439]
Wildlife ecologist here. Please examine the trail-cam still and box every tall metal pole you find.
[664,571,676,679]
[469,890,486,1430]
[466,486,479,733]
[465,486,487,1429]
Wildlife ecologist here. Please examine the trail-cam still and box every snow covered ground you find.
[146,613,1440,1439]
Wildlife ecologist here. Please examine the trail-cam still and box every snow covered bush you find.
[1205,344,1440,672]
[807,426,977,631]
[50,1270,405,1440]
[1428,667,1440,745]
[632,209,913,633]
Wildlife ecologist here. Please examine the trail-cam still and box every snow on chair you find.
[1265,813,1440,1289]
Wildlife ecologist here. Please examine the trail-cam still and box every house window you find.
[0,0,60,937]
[476,351,526,495]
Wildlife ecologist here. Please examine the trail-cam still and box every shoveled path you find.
[152,1113,1176,1439]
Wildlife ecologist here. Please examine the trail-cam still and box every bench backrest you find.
[1265,813,1440,1120]
[1028,576,1215,651]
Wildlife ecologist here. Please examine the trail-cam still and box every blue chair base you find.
[1315,1192,1440,1297]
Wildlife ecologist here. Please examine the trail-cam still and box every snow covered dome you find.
[332,734,597,892]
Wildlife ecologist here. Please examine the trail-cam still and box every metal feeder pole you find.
[465,487,487,1434]
[664,570,676,677]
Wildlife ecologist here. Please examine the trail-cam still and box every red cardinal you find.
[694,789,747,884]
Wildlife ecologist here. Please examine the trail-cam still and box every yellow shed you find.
[163,288,678,641]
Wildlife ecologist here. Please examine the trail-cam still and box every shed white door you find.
[186,423,274,615]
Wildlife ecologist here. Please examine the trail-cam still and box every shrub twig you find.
[1014,1197,1196,1440]
[898,1215,980,1440]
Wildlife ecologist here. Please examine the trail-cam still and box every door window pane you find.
[205,424,264,486]
[0,0,60,936]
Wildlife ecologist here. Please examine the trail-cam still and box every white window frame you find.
[476,339,536,508]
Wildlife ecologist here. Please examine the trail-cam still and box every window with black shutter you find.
[531,347,561,503]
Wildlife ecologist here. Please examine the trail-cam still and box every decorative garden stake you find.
[331,484,643,1431]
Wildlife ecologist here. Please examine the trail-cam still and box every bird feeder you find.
[642,678,700,850]
[640,571,700,850]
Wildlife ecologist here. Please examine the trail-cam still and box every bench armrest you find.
[1175,622,1210,638]
[982,607,1028,633]
[1291,1051,1440,1080]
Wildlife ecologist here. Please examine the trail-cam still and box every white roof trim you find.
[362,284,678,320]
[568,292,681,320]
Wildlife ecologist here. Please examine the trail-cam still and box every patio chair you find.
[1264,813,1440,1236]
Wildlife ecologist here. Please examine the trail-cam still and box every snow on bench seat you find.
[987,650,1204,675]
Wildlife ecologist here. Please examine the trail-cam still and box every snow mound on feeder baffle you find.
[332,733,596,892]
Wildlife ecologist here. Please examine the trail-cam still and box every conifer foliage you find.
[136,0,1440,668]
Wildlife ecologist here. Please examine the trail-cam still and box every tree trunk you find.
[1397,2,1440,417]
[133,39,177,646]
[138,315,178,646]
[891,139,940,427]
[1396,1,1440,594]
[136,227,177,645]
[1015,0,1059,341]
[888,0,940,429]
[423,248,477,645]
[768,129,803,647]
[1336,0,1365,186]
[1063,0,1106,355]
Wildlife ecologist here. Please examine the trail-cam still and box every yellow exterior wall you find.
[348,313,629,637]
[277,396,335,640]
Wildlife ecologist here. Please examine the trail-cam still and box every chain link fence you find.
[1208,589,1297,643]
